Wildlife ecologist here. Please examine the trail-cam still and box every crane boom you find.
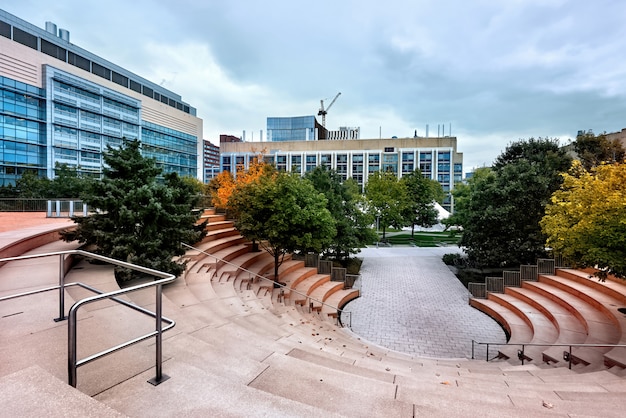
[317,92,341,127]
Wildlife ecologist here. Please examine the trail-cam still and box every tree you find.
[62,139,206,282]
[364,171,409,240]
[48,163,88,198]
[230,170,335,282]
[541,160,626,280]
[306,166,376,260]
[208,152,267,210]
[444,167,492,230]
[457,138,571,267]
[573,130,625,171]
[401,170,445,236]
[14,170,49,198]
[208,170,235,210]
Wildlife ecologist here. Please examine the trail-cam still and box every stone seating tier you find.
[470,264,626,371]
[2,210,626,416]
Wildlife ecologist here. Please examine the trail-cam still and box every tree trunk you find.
[274,251,280,282]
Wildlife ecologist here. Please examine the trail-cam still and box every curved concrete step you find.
[539,274,626,368]
[469,298,533,361]
[486,292,559,362]
[292,274,330,305]
[505,286,588,364]
[308,281,345,310]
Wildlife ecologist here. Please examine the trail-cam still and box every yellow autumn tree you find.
[540,160,626,280]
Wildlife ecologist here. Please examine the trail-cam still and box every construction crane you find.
[318,92,341,127]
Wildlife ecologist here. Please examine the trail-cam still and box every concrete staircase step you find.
[292,274,330,303]
[190,322,285,362]
[286,347,396,383]
[0,365,125,417]
[96,359,341,417]
[249,352,414,417]
[164,332,268,384]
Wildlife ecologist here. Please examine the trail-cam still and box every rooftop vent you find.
[59,28,70,42]
[45,21,57,35]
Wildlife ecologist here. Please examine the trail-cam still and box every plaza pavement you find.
[346,245,507,359]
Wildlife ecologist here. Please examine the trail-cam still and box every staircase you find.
[469,259,626,372]
[2,215,626,416]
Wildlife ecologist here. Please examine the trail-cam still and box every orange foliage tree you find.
[208,150,269,210]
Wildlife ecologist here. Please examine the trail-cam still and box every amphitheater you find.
[1,210,626,417]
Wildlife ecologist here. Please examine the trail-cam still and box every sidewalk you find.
[346,246,506,359]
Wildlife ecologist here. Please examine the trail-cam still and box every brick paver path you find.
[346,246,506,359]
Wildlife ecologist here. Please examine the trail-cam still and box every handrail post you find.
[68,307,77,387]
[148,283,169,385]
[568,345,572,370]
[486,343,489,361]
[471,340,475,359]
[55,254,67,322]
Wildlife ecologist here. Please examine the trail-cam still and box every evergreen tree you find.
[62,139,206,282]
[48,163,87,198]
[14,170,49,198]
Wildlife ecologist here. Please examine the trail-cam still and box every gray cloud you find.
[5,0,626,171]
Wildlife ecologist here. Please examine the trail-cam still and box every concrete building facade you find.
[0,9,203,186]
[220,136,463,212]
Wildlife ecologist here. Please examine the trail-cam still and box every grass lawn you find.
[381,231,461,247]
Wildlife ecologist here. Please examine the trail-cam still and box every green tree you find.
[444,167,492,229]
[364,171,409,240]
[574,130,625,171]
[48,163,88,198]
[401,170,445,236]
[230,170,335,282]
[306,166,376,260]
[62,139,206,282]
[14,170,49,198]
[541,160,626,280]
[458,138,571,267]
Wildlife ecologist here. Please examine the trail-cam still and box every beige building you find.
[605,128,626,149]
[220,136,463,212]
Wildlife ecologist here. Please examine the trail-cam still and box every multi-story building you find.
[203,140,220,182]
[266,115,359,142]
[605,128,626,149]
[0,10,203,186]
[220,133,463,212]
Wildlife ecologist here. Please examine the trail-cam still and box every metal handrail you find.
[471,340,626,369]
[182,243,355,328]
[0,250,176,387]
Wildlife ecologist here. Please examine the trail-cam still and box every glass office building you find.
[0,9,203,186]
[267,116,323,142]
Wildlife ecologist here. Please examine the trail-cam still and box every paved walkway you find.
[346,246,506,359]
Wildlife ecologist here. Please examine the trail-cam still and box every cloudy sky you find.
[5,1,626,170]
